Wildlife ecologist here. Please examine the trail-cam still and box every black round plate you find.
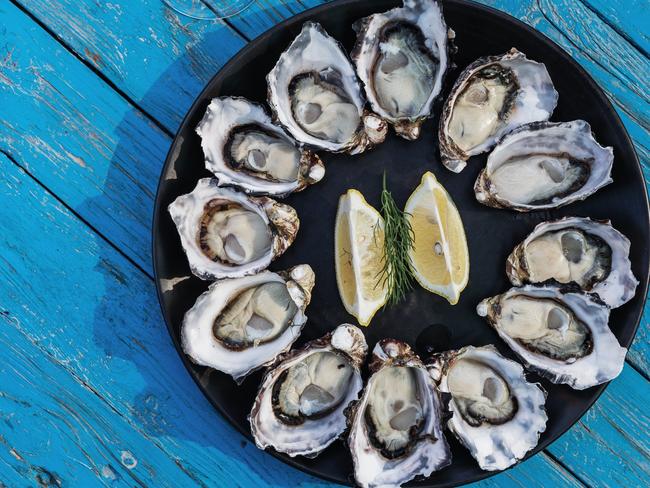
[152,1,649,486]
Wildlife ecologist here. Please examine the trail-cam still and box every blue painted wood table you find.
[0,0,648,486]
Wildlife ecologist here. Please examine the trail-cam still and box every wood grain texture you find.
[581,0,650,56]
[0,153,583,487]
[547,365,650,487]
[2,0,649,485]
[15,0,247,132]
[0,1,168,274]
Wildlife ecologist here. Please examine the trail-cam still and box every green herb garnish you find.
[377,173,415,306]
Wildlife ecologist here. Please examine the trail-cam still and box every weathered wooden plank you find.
[0,1,166,273]
[547,365,650,487]
[581,0,650,56]
[0,152,580,487]
[0,154,328,487]
[16,0,246,131]
[231,0,326,40]
[0,315,200,487]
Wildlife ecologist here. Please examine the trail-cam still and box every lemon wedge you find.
[405,172,469,305]
[335,189,387,326]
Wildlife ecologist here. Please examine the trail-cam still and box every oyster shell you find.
[439,48,558,172]
[249,324,367,457]
[477,286,627,389]
[181,265,314,383]
[347,339,451,488]
[507,217,638,308]
[352,0,451,140]
[267,22,387,154]
[168,178,299,279]
[474,120,613,211]
[428,345,547,471]
[196,97,325,196]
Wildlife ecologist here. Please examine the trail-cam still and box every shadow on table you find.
[83,17,331,488]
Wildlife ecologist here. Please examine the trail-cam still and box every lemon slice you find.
[335,189,387,326]
[405,172,469,305]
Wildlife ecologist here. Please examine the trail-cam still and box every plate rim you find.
[151,0,650,485]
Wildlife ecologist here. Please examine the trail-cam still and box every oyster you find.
[477,286,627,389]
[428,345,547,471]
[196,97,325,196]
[181,265,314,382]
[507,217,638,308]
[250,324,367,457]
[347,339,451,488]
[439,48,558,172]
[267,22,387,154]
[168,178,299,279]
[351,0,451,140]
[474,120,613,211]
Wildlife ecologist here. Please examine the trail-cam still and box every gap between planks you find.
[2,1,647,483]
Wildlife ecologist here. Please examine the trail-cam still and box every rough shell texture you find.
[196,96,325,197]
[168,178,299,280]
[249,324,367,457]
[439,48,558,172]
[346,339,451,488]
[428,345,547,471]
[477,286,627,389]
[181,265,315,383]
[351,0,451,140]
[267,22,387,154]
[474,120,613,211]
[507,217,638,308]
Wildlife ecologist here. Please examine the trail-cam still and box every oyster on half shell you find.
[250,324,367,457]
[439,48,558,172]
[267,22,387,154]
[477,286,627,389]
[507,217,638,308]
[346,339,451,488]
[196,97,325,196]
[474,120,613,211]
[168,178,299,279]
[428,345,547,471]
[352,0,452,140]
[182,265,314,382]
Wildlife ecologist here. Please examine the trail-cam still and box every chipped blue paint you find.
[0,0,648,486]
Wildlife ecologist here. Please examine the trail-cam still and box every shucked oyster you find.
[347,339,451,488]
[439,49,558,172]
[478,286,627,389]
[352,0,451,140]
[267,22,387,154]
[428,345,547,471]
[507,217,638,308]
[182,265,314,382]
[474,120,613,211]
[250,324,367,457]
[196,97,325,196]
[168,178,299,279]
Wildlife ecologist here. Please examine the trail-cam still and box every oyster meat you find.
[428,345,547,471]
[168,178,299,279]
[352,0,451,140]
[507,217,638,308]
[250,324,367,457]
[347,339,451,488]
[267,22,387,154]
[439,48,558,172]
[474,120,613,211]
[182,265,314,382]
[478,286,627,389]
[196,97,325,196]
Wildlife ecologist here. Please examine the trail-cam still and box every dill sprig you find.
[376,173,415,306]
